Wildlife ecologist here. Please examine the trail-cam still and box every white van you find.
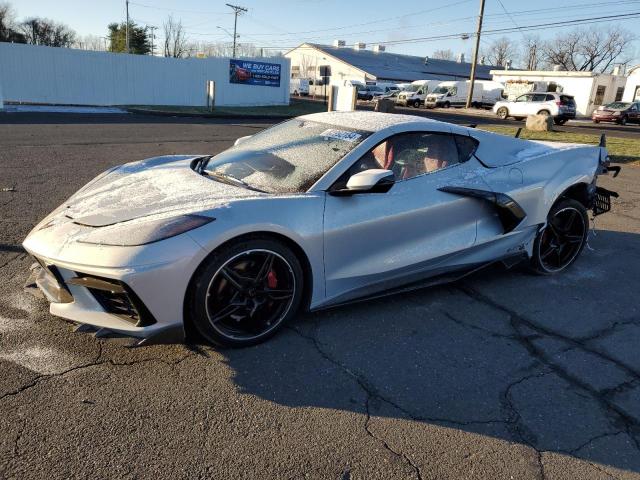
[397,80,440,108]
[290,78,310,96]
[425,80,504,109]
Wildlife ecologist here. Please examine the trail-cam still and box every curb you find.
[124,107,295,120]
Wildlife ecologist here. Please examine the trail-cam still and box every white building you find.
[285,42,494,94]
[491,69,628,116]
[622,65,640,102]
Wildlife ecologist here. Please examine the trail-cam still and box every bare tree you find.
[541,26,635,72]
[521,35,542,70]
[297,54,314,78]
[432,49,453,61]
[184,40,261,58]
[20,17,76,47]
[0,2,25,42]
[74,34,107,51]
[163,15,187,58]
[483,36,518,67]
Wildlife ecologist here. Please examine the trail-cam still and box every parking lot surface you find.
[1,115,639,479]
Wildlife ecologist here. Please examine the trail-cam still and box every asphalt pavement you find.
[1,114,639,479]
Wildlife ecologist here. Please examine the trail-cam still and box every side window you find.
[347,133,459,181]
[532,94,547,102]
[516,94,530,102]
[545,94,555,101]
[454,135,479,163]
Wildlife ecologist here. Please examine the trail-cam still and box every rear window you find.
[560,95,575,105]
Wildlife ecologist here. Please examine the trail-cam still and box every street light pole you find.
[465,0,486,108]
[225,3,247,58]
[125,0,130,53]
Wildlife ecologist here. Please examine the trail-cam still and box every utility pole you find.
[226,3,247,58]
[148,25,157,56]
[125,0,130,54]
[465,0,486,108]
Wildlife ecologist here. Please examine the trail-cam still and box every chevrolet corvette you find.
[23,111,619,347]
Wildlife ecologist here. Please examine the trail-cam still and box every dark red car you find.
[230,64,252,83]
[592,101,640,125]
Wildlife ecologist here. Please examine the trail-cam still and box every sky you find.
[8,0,640,64]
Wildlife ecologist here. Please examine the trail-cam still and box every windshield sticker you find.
[320,129,362,143]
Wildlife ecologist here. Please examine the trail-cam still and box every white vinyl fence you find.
[0,43,290,107]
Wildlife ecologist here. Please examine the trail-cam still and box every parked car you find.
[493,92,577,125]
[290,78,310,96]
[24,111,618,347]
[592,101,640,125]
[357,85,385,101]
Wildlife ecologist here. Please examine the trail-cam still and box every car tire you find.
[496,107,508,119]
[593,120,600,124]
[293,90,298,96]
[443,101,451,108]
[413,100,421,108]
[187,237,304,348]
[529,198,589,275]
[619,116,628,126]
[554,118,568,125]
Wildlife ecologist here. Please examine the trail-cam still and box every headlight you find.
[79,214,215,246]
[612,111,620,116]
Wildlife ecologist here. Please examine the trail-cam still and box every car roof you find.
[299,111,443,132]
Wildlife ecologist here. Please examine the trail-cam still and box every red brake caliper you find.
[267,270,278,289]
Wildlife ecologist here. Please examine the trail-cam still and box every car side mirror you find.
[330,169,395,196]
[234,135,252,147]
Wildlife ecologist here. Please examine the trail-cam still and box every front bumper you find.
[592,114,620,122]
[23,228,206,340]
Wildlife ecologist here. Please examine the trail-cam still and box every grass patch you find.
[478,125,640,165]
[126,99,325,118]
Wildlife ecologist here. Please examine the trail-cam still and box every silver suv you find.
[493,92,577,125]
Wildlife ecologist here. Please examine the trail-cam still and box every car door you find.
[322,131,490,303]
[510,94,531,116]
[630,103,640,123]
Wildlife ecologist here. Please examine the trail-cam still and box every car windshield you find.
[203,119,371,194]
[605,102,630,109]
[432,86,450,94]
[406,85,421,92]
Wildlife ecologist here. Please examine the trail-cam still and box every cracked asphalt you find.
[1,113,639,480]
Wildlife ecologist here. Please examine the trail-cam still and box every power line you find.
[250,10,640,50]
[128,1,231,16]
[496,0,526,39]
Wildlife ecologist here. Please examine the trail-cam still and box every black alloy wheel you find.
[619,116,628,126]
[530,199,589,274]
[188,239,304,347]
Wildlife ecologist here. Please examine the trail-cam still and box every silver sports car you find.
[23,111,619,347]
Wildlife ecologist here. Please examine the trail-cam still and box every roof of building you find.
[294,43,495,82]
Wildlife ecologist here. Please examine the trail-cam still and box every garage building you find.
[623,65,640,102]
[284,41,494,89]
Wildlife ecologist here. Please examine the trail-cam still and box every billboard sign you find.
[229,59,281,87]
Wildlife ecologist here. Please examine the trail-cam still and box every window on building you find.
[614,87,624,102]
[594,86,606,106]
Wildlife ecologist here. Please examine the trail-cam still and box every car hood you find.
[62,155,264,227]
